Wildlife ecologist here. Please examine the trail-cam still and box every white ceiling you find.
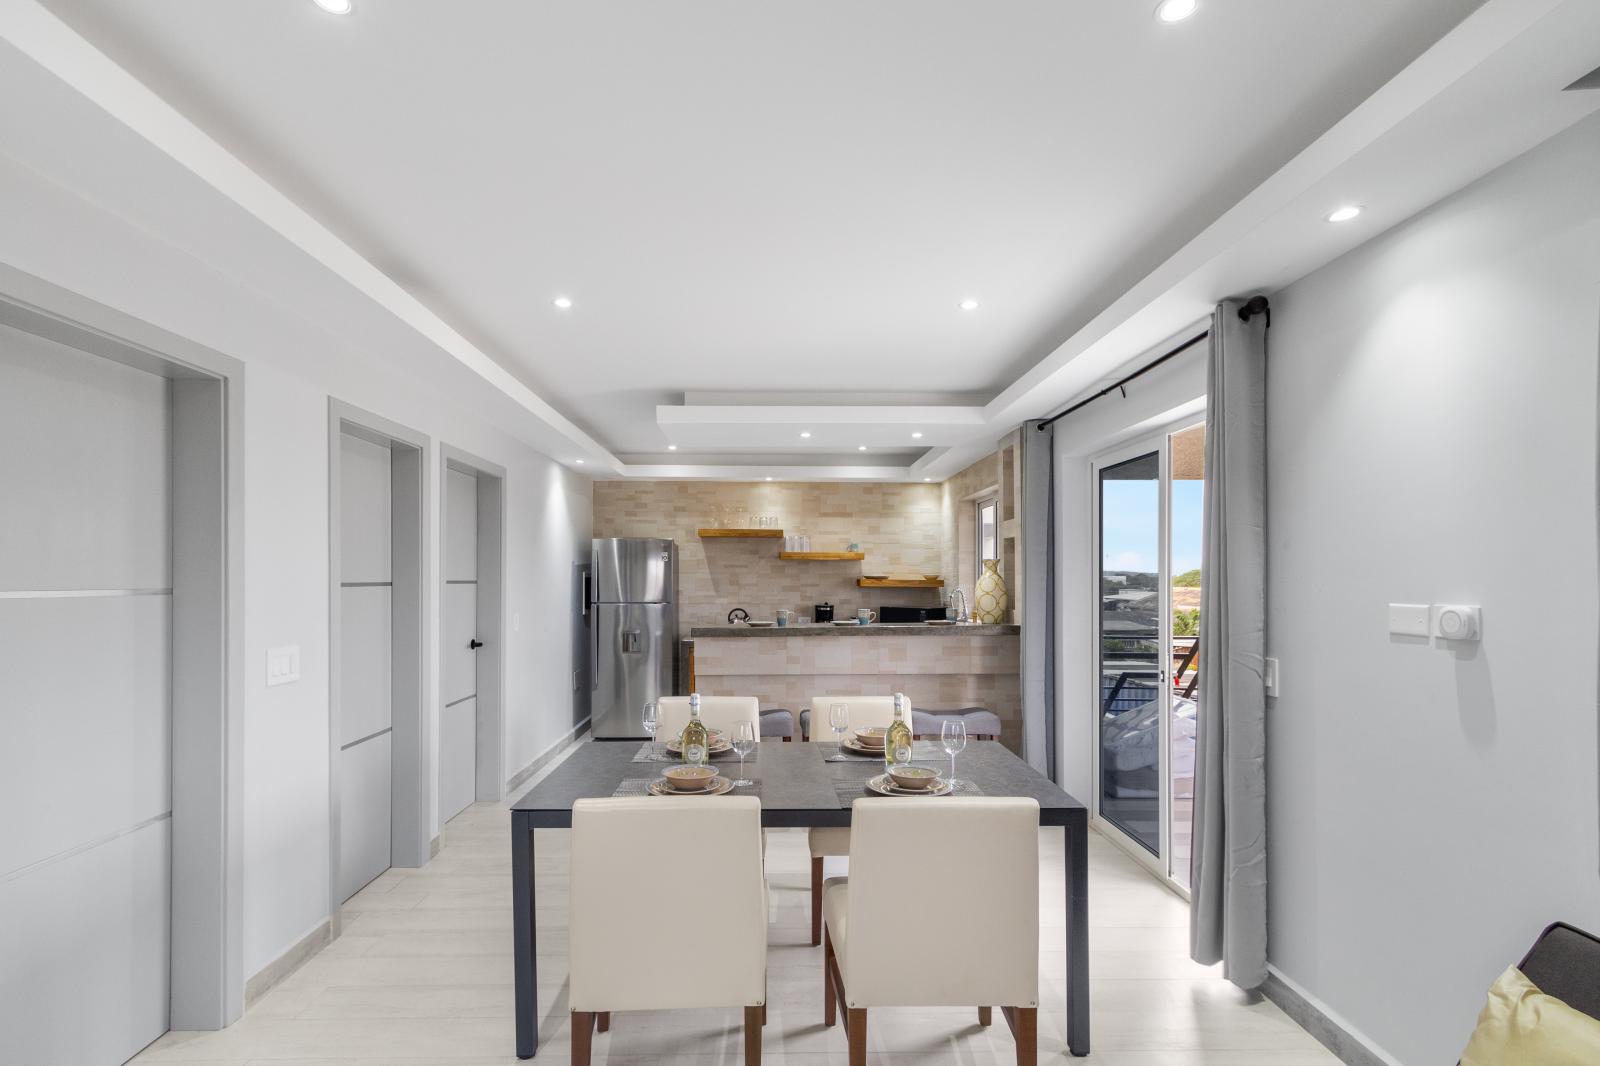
[28,0,1492,464]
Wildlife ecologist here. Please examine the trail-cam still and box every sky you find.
[1101,477,1204,578]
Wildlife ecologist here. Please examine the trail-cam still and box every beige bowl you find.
[887,765,940,791]
[853,727,888,748]
[662,765,720,792]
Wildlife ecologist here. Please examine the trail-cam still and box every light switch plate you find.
[1388,603,1430,637]
[267,645,301,686]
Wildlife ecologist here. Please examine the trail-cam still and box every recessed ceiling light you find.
[1326,205,1363,223]
[1154,0,1198,22]
[552,295,573,309]
[799,431,811,438]
[923,477,932,482]
[765,476,773,481]
[857,445,868,452]
[313,0,353,13]
[911,431,924,439]
[958,298,979,312]
[574,459,585,464]
[667,444,677,451]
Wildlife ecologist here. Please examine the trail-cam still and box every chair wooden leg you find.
[596,1011,609,1033]
[846,1008,868,1066]
[1001,1006,1037,1066]
[810,856,824,946]
[744,1004,764,1065]
[978,1005,992,1026]
[571,1011,594,1066]
[823,928,837,1027]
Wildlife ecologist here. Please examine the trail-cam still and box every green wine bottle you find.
[885,692,913,767]
[680,693,710,766]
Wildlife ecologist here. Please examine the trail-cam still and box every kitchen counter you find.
[688,622,1020,638]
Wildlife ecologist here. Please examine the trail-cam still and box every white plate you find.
[831,620,865,627]
[649,777,735,797]
[666,737,733,755]
[747,620,777,627]
[838,738,887,757]
[865,773,952,797]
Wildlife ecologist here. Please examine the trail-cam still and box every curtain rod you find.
[1035,330,1209,431]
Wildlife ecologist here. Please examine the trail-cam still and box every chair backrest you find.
[808,695,897,738]
[1520,922,1600,1022]
[569,796,766,1012]
[658,696,761,743]
[843,797,1039,1008]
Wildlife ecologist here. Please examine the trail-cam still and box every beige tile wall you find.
[594,481,949,627]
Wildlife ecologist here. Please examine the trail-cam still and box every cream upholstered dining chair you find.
[804,695,898,945]
[569,796,768,1065]
[823,797,1041,1065]
[658,695,762,745]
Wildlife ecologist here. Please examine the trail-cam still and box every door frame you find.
[1088,413,1203,899]
[440,444,507,806]
[327,400,431,927]
[0,266,247,1029]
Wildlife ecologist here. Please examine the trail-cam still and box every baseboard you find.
[1262,967,1404,1066]
[505,717,590,796]
[245,918,332,1006]
[429,835,441,858]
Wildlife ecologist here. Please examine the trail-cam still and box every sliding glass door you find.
[1095,422,1205,892]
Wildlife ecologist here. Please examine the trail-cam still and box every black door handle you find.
[469,639,484,650]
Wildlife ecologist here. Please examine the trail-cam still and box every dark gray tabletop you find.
[688,622,1021,638]
[510,739,1085,829]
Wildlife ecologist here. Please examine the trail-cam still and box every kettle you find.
[813,602,834,623]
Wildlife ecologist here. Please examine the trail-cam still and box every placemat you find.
[612,776,761,798]
[818,741,951,761]
[832,777,984,805]
[631,742,759,764]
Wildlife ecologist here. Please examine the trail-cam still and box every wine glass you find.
[731,721,756,787]
[941,719,967,787]
[826,702,850,761]
[642,700,660,757]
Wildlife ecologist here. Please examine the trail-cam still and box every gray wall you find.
[1264,114,1600,1063]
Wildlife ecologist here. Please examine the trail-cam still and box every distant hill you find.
[1174,568,1202,587]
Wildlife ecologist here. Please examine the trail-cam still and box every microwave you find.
[877,605,948,624]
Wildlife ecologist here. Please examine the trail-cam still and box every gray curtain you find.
[1019,419,1056,780]
[1190,299,1269,988]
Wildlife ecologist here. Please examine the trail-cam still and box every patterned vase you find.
[973,559,1009,624]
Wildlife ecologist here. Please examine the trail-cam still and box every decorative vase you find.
[974,559,1008,624]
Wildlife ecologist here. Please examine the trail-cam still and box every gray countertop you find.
[688,622,1020,638]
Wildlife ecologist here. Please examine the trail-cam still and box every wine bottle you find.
[885,692,913,767]
[681,692,710,766]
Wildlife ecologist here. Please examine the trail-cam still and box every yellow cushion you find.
[1460,966,1600,1066]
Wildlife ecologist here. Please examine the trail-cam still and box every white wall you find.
[0,149,593,979]
[1265,114,1600,1064]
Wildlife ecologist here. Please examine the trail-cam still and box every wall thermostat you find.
[1431,604,1481,641]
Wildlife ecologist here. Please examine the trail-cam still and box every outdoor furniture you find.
[912,707,1002,741]
[568,796,767,1065]
[508,739,1089,1059]
[824,797,1041,1065]
[802,696,899,945]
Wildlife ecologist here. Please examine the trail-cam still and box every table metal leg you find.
[513,813,539,1058]
[1064,819,1090,1055]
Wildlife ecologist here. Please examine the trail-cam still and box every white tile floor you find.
[131,754,1337,1066]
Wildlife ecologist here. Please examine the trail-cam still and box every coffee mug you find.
[777,609,793,627]
[856,609,876,625]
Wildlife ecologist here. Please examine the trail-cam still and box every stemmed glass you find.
[941,719,968,787]
[826,702,850,761]
[731,721,756,787]
[642,700,660,758]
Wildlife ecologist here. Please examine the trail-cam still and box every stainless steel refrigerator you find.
[590,537,678,738]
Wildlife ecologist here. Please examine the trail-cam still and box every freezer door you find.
[592,602,675,738]
[592,538,675,604]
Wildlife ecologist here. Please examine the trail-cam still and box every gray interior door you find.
[338,432,393,901]
[441,466,479,824]
[0,322,172,1065]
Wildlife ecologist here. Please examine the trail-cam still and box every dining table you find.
[509,737,1090,1058]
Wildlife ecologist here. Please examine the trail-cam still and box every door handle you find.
[469,639,484,650]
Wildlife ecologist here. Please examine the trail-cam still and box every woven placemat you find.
[832,777,984,805]
[632,742,760,764]
[612,776,761,798]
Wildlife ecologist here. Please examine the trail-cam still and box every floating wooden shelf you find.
[857,577,944,588]
[779,551,866,561]
[698,528,784,538]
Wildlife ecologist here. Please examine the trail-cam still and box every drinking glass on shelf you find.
[941,718,968,786]
[642,700,660,757]
[732,721,756,787]
[826,702,850,761]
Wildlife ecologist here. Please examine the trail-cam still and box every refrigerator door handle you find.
[592,609,601,691]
